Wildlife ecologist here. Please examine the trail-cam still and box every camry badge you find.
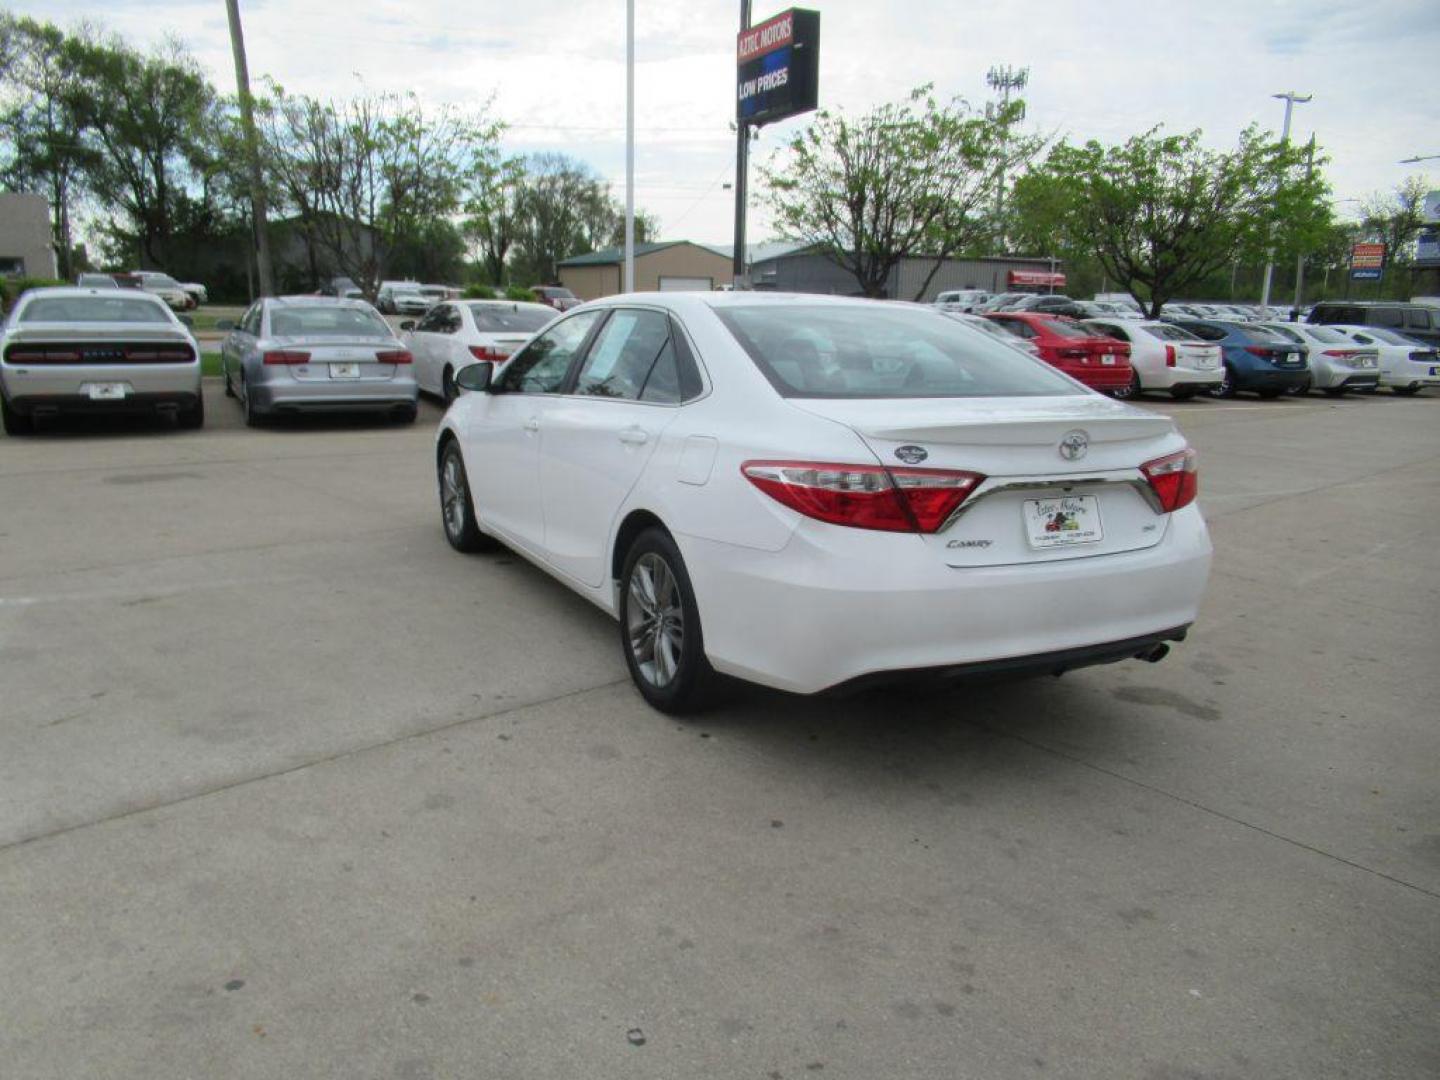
[895,445,928,464]
[1058,430,1089,461]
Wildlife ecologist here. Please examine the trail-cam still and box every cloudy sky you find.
[15,0,1440,245]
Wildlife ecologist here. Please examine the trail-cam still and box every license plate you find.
[1100,354,1116,365]
[330,363,360,379]
[1024,495,1104,550]
[87,383,127,400]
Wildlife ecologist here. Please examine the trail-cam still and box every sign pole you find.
[624,0,635,293]
[733,0,752,289]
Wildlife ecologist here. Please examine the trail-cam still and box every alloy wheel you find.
[626,553,684,687]
[441,454,467,540]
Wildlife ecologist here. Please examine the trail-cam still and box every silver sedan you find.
[218,297,419,426]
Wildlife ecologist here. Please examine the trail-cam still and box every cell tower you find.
[986,65,1030,251]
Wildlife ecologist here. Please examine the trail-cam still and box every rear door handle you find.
[618,426,649,446]
[523,417,540,432]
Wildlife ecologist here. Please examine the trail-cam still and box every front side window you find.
[1404,308,1432,329]
[716,304,1084,399]
[494,309,604,394]
[573,310,673,400]
[18,295,171,324]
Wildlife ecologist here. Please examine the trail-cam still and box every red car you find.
[986,311,1133,393]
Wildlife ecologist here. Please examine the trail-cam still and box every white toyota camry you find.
[435,293,1213,712]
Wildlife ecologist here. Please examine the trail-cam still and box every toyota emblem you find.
[1058,430,1089,461]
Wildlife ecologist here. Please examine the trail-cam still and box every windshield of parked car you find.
[269,306,393,337]
[716,304,1083,398]
[467,304,555,332]
[18,295,171,323]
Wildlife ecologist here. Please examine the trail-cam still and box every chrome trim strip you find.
[940,473,1161,532]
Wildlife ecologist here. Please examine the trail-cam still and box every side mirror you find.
[454,361,493,394]
[215,319,236,331]
[178,315,195,329]
[399,320,416,331]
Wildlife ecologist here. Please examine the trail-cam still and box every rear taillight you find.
[263,350,311,365]
[1164,345,1177,367]
[741,461,984,534]
[468,346,508,362]
[375,349,412,364]
[1141,448,1198,513]
[1243,345,1272,357]
[1058,347,1089,359]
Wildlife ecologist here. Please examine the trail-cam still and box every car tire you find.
[223,364,236,398]
[438,440,495,553]
[242,382,267,428]
[618,527,719,715]
[1,395,34,436]
[177,393,204,430]
[393,404,418,424]
[1392,385,1421,396]
[1208,364,1236,398]
[442,366,457,405]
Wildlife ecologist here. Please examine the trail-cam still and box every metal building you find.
[746,244,1065,300]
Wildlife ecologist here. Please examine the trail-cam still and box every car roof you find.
[15,285,170,304]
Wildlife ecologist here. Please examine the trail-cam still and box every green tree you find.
[1010,126,1332,316]
[255,84,501,297]
[0,14,98,280]
[69,35,216,270]
[463,154,526,286]
[762,85,1040,299]
[509,153,622,284]
[1360,175,1431,268]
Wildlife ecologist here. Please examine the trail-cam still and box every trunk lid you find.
[789,395,1183,567]
[1175,342,1220,369]
[3,323,196,364]
[269,336,405,382]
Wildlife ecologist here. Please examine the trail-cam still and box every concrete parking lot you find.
[1,385,1437,1080]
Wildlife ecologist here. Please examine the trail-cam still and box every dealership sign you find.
[1350,241,1386,281]
[737,8,820,126]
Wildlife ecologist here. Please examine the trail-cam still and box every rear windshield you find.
[19,296,171,323]
[1361,327,1418,346]
[468,304,555,332]
[269,306,392,337]
[1140,323,1200,342]
[1037,318,1092,339]
[1238,326,1292,343]
[1301,325,1349,344]
[715,304,1083,398]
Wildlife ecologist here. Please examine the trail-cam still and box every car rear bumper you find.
[5,389,201,416]
[2,364,201,411]
[681,503,1213,695]
[249,375,418,412]
[1380,363,1440,388]
[1145,366,1223,390]
[1234,366,1309,391]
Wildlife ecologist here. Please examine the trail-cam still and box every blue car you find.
[1169,320,1310,398]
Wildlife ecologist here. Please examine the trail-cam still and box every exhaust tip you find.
[1135,644,1170,664]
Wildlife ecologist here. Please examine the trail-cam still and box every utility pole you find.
[1259,90,1311,309]
[1291,136,1316,317]
[624,0,635,292]
[986,65,1028,253]
[225,0,273,297]
[732,0,752,289]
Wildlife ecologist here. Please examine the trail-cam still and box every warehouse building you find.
[0,192,59,280]
[558,241,734,300]
[746,243,1065,299]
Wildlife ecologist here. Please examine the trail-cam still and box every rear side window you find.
[1371,308,1405,328]
[1404,308,1432,329]
[715,304,1083,399]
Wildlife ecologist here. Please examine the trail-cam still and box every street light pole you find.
[1291,136,1316,317]
[1259,90,1311,309]
[224,0,274,298]
[623,0,635,293]
[732,0,752,289]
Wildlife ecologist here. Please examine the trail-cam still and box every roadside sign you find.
[737,8,820,126]
[1422,190,1440,224]
[1351,241,1386,281]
